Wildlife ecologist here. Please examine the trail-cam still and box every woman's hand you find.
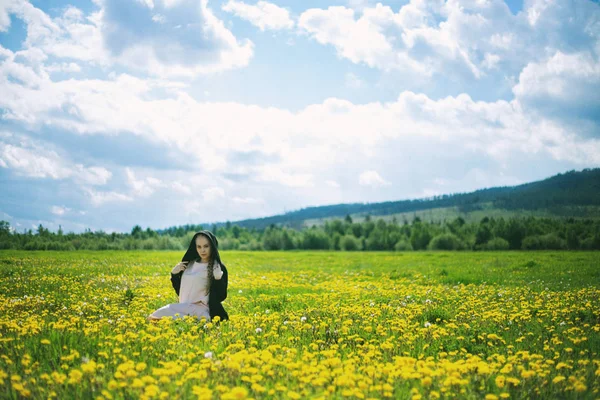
[171,261,188,274]
[213,263,223,280]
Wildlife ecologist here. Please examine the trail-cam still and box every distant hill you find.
[199,169,599,230]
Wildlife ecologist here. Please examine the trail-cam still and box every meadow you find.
[1,250,599,399]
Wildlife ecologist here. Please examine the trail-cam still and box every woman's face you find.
[196,235,211,261]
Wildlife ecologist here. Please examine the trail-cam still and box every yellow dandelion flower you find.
[521,370,535,379]
[131,378,144,388]
[221,386,249,400]
[574,383,587,392]
[287,391,302,400]
[144,384,160,397]
[192,386,213,400]
[495,375,506,388]
[136,362,147,372]
[68,369,83,384]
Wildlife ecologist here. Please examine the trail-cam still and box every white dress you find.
[150,261,213,321]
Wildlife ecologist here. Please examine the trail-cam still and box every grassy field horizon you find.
[1,250,599,399]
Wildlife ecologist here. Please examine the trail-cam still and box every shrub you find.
[480,237,509,251]
[156,236,182,250]
[142,240,156,250]
[580,236,600,250]
[301,229,330,250]
[394,239,413,251]
[522,233,567,250]
[239,239,263,251]
[220,238,240,250]
[428,233,466,250]
[340,234,361,251]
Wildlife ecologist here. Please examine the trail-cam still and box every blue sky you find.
[0,0,599,233]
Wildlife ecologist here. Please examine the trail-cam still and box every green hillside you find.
[215,168,600,230]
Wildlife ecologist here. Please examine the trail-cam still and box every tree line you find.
[1,215,599,251]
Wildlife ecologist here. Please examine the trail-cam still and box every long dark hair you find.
[181,231,223,281]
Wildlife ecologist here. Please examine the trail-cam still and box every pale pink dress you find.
[149,261,213,321]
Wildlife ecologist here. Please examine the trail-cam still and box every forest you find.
[1,214,599,251]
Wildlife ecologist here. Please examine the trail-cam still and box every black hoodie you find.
[170,231,229,321]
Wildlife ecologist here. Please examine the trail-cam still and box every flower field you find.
[1,250,599,399]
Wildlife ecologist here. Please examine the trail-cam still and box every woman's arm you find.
[170,261,188,296]
[211,264,228,302]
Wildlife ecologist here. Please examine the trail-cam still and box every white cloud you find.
[86,188,134,206]
[257,165,314,188]
[0,138,111,185]
[125,168,163,197]
[171,181,192,194]
[203,187,226,202]
[326,180,340,188]
[232,196,263,204]
[513,51,600,121]
[223,0,294,31]
[298,0,600,84]
[359,170,391,187]
[74,165,112,185]
[0,143,71,179]
[46,62,81,73]
[298,5,398,71]
[2,56,598,178]
[51,205,70,215]
[97,0,254,76]
[3,0,254,77]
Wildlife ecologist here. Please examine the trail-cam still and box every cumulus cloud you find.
[298,0,600,84]
[359,170,391,187]
[513,51,600,123]
[203,187,226,202]
[99,0,253,76]
[256,165,314,188]
[0,135,112,185]
[2,0,253,77]
[125,168,163,197]
[232,196,263,204]
[50,205,70,215]
[46,62,81,73]
[86,188,134,206]
[298,5,399,71]
[223,0,294,31]
[1,56,598,178]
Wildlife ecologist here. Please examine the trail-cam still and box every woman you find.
[148,230,229,322]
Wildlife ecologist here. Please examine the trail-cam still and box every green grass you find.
[0,250,599,399]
